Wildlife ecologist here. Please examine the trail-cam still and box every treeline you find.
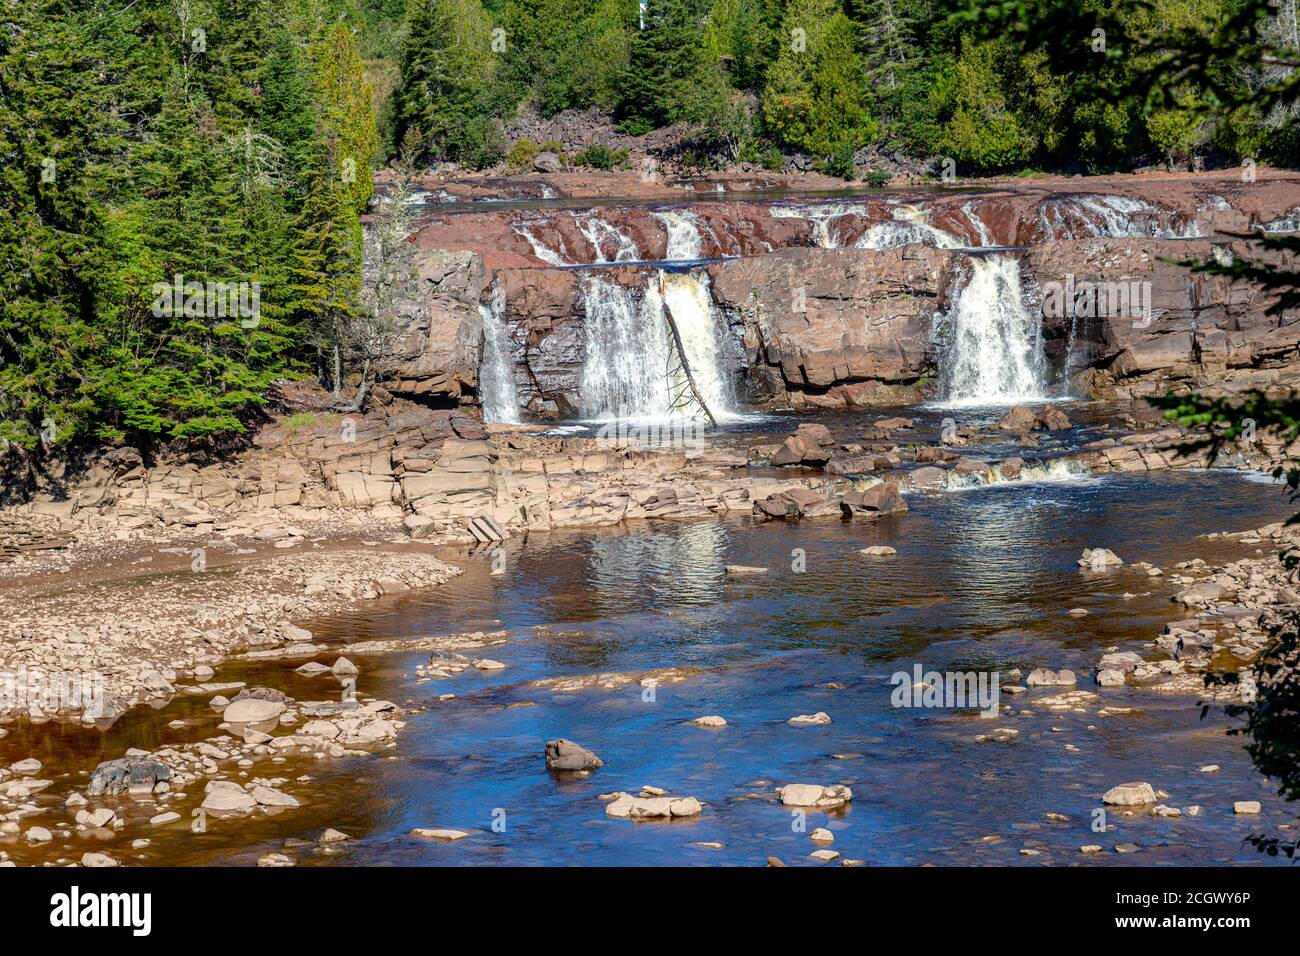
[392,0,1300,176]
[1,0,381,454]
[3,0,1297,455]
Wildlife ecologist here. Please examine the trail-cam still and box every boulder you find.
[533,151,562,174]
[1102,781,1156,806]
[772,433,832,467]
[839,482,907,517]
[1026,668,1077,687]
[753,488,836,520]
[201,781,257,813]
[545,738,603,772]
[997,406,1037,432]
[778,783,853,808]
[1036,407,1071,431]
[223,698,286,725]
[87,757,172,797]
[1078,547,1123,570]
[604,793,702,819]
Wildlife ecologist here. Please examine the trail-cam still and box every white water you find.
[770,202,870,248]
[943,456,1092,491]
[580,270,734,422]
[1264,206,1300,233]
[1036,194,1200,240]
[856,204,959,250]
[939,254,1047,406]
[479,289,521,423]
[513,222,569,264]
[653,210,702,259]
[577,214,639,262]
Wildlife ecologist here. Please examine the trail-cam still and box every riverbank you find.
[3,400,1300,866]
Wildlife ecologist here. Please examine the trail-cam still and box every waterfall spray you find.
[479,286,521,423]
[939,255,1047,405]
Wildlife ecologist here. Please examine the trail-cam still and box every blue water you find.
[251,469,1299,867]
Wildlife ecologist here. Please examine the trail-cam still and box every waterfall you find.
[939,255,1046,406]
[1035,194,1200,240]
[479,289,521,423]
[770,203,870,248]
[513,222,569,265]
[580,276,669,418]
[579,270,733,422]
[577,214,639,262]
[658,271,732,415]
[857,204,959,250]
[654,211,702,260]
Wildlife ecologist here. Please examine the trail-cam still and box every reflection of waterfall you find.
[479,289,520,423]
[654,210,702,259]
[588,522,728,608]
[939,255,1046,405]
[580,270,733,421]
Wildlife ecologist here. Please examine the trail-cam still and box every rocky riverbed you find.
[2,409,1299,866]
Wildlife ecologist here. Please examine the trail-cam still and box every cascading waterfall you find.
[943,456,1090,491]
[857,204,959,250]
[579,271,735,422]
[770,203,870,248]
[577,214,639,262]
[506,208,736,422]
[847,202,1046,405]
[479,289,521,424]
[513,222,569,264]
[939,254,1047,405]
[653,210,703,260]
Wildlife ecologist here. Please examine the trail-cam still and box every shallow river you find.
[8,464,1294,867]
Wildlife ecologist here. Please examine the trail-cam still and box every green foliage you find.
[616,0,713,133]
[761,0,877,160]
[506,138,541,170]
[571,144,630,169]
[394,0,499,167]
[0,0,381,452]
[502,0,634,115]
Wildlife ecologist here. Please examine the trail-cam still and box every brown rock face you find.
[839,482,908,517]
[375,248,484,401]
[373,171,1300,417]
[708,246,950,403]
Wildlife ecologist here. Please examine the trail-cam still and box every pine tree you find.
[762,0,878,160]
[395,0,500,166]
[616,0,711,134]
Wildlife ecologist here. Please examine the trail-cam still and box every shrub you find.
[506,138,540,170]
